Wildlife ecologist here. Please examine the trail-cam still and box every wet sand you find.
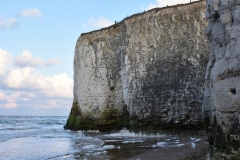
[127,136,209,160]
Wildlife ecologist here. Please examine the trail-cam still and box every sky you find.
[0,0,199,116]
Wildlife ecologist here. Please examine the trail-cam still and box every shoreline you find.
[126,135,209,160]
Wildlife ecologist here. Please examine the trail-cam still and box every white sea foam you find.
[195,139,201,143]
[176,143,185,147]
[156,142,168,147]
[83,130,99,133]
[191,143,196,148]
[122,140,136,143]
[190,137,196,141]
[94,147,105,152]
[175,140,180,144]
[105,128,165,137]
[152,145,157,148]
[103,145,115,149]
[83,145,96,149]
[104,140,121,142]
[93,152,102,156]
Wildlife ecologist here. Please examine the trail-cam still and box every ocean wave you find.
[105,127,166,138]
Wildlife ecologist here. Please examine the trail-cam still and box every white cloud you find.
[0,8,41,31]
[145,0,199,10]
[0,48,11,75]
[3,65,72,99]
[35,99,72,110]
[45,58,61,66]
[0,91,37,109]
[20,8,42,18]
[0,16,18,30]
[3,102,17,109]
[0,48,73,110]
[0,91,5,100]
[3,67,35,88]
[88,16,114,28]
[0,91,20,109]
[43,73,73,98]
[14,50,61,67]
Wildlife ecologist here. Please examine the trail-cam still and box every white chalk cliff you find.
[203,0,240,157]
[65,0,209,132]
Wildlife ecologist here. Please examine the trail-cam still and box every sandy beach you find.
[127,135,209,160]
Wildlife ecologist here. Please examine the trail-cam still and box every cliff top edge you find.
[80,0,205,37]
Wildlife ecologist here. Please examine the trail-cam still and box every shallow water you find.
[0,116,202,160]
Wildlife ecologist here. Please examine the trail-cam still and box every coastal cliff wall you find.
[203,0,240,157]
[65,0,209,132]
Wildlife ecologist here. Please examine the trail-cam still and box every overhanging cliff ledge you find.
[65,0,209,133]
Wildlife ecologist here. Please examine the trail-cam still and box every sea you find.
[0,116,203,160]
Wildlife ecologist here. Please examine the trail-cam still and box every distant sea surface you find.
[0,116,202,160]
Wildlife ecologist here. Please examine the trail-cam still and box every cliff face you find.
[203,0,240,156]
[65,0,209,132]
